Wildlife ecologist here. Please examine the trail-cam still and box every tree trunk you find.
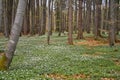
[77,0,83,39]
[30,0,35,35]
[92,0,96,34]
[0,0,2,32]
[7,0,13,36]
[36,0,40,35]
[74,0,78,33]
[94,0,102,39]
[47,0,52,45]
[86,0,91,33]
[109,0,115,46]
[83,0,86,31]
[41,0,47,35]
[3,0,9,38]
[4,0,27,69]
[50,0,54,35]
[114,0,119,41]
[58,1,62,36]
[68,0,73,45]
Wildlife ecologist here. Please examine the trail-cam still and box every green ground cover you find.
[0,34,120,80]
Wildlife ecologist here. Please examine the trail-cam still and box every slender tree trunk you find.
[93,0,96,34]
[50,0,54,35]
[3,0,9,38]
[114,0,119,41]
[103,0,108,31]
[41,0,47,35]
[74,0,78,33]
[12,0,18,26]
[0,0,2,32]
[94,0,102,39]
[77,0,83,39]
[83,0,86,31]
[47,0,52,45]
[86,0,91,33]
[26,0,30,34]
[30,0,35,35]
[109,0,115,46]
[36,0,40,35]
[68,0,73,45]
[5,0,27,69]
[7,0,13,35]
[55,0,61,36]
[23,8,28,35]
[58,1,62,36]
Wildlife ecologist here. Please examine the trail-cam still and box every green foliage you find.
[0,34,120,79]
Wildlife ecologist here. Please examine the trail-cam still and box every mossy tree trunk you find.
[0,0,27,70]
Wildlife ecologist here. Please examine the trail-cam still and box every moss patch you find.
[0,53,7,70]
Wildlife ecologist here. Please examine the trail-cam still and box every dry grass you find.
[44,73,90,80]
[74,37,120,46]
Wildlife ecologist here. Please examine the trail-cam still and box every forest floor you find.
[0,33,120,80]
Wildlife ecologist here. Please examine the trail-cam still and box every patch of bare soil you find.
[45,73,67,80]
[101,78,115,80]
[44,73,90,80]
[112,58,120,66]
[0,33,4,36]
[71,74,90,79]
[74,38,120,46]
[74,38,108,46]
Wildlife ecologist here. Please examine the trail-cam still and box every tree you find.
[47,0,52,45]
[3,0,9,37]
[86,0,92,33]
[76,0,83,39]
[36,0,40,35]
[68,0,73,45]
[109,0,116,46]
[30,0,35,35]
[94,0,102,39]
[0,0,2,32]
[7,0,13,36]
[74,0,78,33]
[0,0,27,69]
[41,0,47,35]
[114,0,119,41]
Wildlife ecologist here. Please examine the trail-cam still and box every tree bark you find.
[0,0,2,32]
[109,0,115,46]
[41,0,47,35]
[3,0,9,38]
[30,0,35,35]
[86,0,92,33]
[47,0,52,45]
[94,0,102,39]
[74,0,78,33]
[5,0,27,69]
[68,0,73,45]
[77,0,83,39]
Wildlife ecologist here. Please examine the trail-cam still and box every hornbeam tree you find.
[0,0,27,70]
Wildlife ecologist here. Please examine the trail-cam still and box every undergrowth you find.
[0,34,120,80]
